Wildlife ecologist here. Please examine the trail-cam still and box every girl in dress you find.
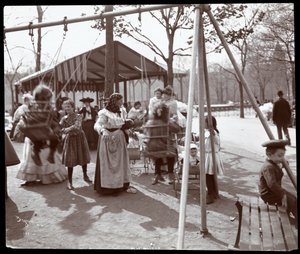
[94,93,137,195]
[204,115,225,204]
[60,99,92,190]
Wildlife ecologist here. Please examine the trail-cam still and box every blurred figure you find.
[162,86,178,123]
[272,91,292,145]
[128,101,147,128]
[144,102,180,185]
[5,132,20,198]
[148,88,163,118]
[18,84,60,166]
[10,93,33,142]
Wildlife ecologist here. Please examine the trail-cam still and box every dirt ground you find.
[5,115,297,250]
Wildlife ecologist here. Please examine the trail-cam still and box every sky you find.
[3,5,230,74]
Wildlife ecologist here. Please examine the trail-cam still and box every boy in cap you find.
[259,139,297,228]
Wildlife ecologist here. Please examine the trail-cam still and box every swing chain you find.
[28,22,34,44]
[138,5,142,25]
[100,10,105,28]
[3,26,7,46]
[63,16,68,38]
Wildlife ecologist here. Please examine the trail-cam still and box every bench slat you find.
[249,197,263,250]
[268,205,287,251]
[239,201,250,250]
[276,206,298,250]
[257,199,275,251]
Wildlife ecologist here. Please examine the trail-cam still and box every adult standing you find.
[93,93,137,195]
[272,91,292,145]
[144,102,180,185]
[10,93,33,142]
[79,97,98,150]
[161,86,178,123]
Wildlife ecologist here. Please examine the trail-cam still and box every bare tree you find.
[260,3,294,99]
[5,60,24,114]
[207,5,265,118]
[92,4,250,88]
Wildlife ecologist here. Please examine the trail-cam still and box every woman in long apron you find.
[94,93,137,195]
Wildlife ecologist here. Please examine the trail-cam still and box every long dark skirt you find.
[82,120,98,150]
[94,133,130,195]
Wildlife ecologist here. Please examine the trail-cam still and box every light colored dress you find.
[204,130,225,175]
[16,137,67,184]
[93,108,132,192]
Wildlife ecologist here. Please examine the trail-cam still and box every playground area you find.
[5,115,297,250]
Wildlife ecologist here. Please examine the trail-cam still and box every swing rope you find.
[4,34,16,71]
[55,30,102,100]
[38,17,68,86]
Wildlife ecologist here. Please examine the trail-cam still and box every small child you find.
[180,143,200,167]
[259,139,297,228]
[204,115,224,204]
[189,143,200,166]
[148,88,163,118]
[60,99,92,190]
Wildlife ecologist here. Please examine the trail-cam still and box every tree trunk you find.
[239,81,244,118]
[167,36,174,87]
[36,6,43,72]
[105,5,114,98]
[291,63,295,100]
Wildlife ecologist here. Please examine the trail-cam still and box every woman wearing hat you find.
[94,93,137,195]
[161,86,179,128]
[79,97,98,150]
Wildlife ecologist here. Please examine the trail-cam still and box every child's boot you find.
[32,148,42,166]
[47,149,55,164]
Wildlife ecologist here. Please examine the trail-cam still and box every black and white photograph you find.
[4,4,297,250]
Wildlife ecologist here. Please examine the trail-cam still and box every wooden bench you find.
[230,196,298,251]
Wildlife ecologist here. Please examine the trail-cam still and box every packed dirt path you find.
[5,115,297,250]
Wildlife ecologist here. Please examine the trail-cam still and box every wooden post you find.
[114,42,119,93]
[197,6,209,235]
[104,5,114,98]
[205,4,297,190]
[124,80,127,104]
[177,5,203,249]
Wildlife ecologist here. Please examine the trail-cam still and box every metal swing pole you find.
[177,5,206,249]
[204,4,297,189]
[200,16,219,197]
[197,5,209,235]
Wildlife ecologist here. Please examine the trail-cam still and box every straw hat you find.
[80,97,94,103]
